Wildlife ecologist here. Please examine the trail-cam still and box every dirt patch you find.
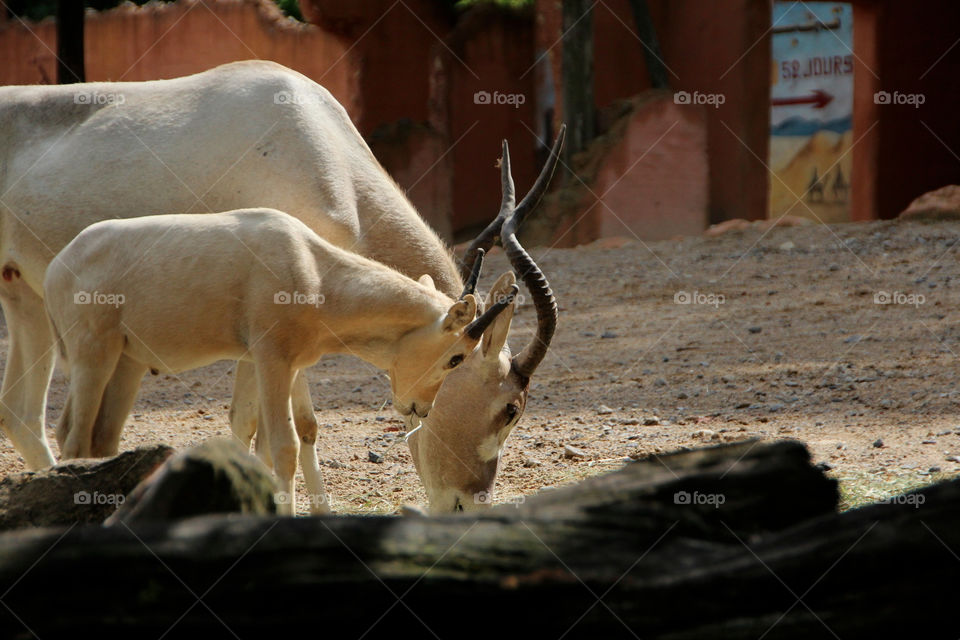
[2,219,958,513]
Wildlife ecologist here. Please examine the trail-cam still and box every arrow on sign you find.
[772,89,834,109]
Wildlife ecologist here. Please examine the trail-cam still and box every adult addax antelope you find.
[409,137,560,512]
[0,61,563,510]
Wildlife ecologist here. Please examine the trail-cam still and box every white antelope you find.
[44,208,516,515]
[0,61,563,511]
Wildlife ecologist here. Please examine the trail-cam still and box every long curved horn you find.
[459,140,516,282]
[460,248,484,298]
[502,125,565,380]
[465,284,519,340]
[511,125,566,229]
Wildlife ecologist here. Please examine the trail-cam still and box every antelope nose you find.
[412,403,430,419]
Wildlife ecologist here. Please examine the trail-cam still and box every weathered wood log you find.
[0,440,950,638]
[511,439,838,537]
[106,437,277,525]
[0,444,173,531]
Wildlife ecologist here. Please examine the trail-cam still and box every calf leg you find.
[89,355,148,457]
[292,370,329,514]
[0,289,56,469]
[256,359,298,516]
[60,333,124,460]
[229,361,262,454]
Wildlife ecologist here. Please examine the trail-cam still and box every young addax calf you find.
[44,208,515,515]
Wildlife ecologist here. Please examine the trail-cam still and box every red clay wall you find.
[0,0,360,119]
[851,0,960,221]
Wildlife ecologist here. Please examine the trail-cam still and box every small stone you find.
[676,392,689,400]
[693,428,716,439]
[523,458,542,468]
[368,451,384,464]
[563,444,587,459]
[815,461,834,472]
[930,466,942,473]
[922,439,937,445]
[872,439,884,448]
[601,331,617,339]
[596,404,614,415]
[779,241,795,250]
[643,416,660,426]
[323,458,345,469]
[654,378,668,387]
[828,264,840,272]
[748,326,762,334]
[946,455,960,463]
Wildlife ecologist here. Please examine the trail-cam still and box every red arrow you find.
[772,89,834,109]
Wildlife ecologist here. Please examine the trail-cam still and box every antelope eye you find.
[505,403,520,420]
[447,354,464,369]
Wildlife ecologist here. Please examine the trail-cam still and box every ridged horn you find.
[464,284,519,340]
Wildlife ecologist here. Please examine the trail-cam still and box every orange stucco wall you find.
[0,0,360,117]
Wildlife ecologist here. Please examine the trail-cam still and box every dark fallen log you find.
[0,444,172,531]
[106,437,277,525]
[0,440,950,639]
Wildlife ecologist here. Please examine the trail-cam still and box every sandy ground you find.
[2,218,959,513]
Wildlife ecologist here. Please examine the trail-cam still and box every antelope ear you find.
[481,272,517,358]
[418,274,436,289]
[443,294,477,332]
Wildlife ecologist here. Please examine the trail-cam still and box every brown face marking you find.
[2,266,20,282]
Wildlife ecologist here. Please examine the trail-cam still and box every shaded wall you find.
[302,0,454,137]
[851,0,960,221]
[438,7,538,234]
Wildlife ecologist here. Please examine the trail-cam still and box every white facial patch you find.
[476,432,501,462]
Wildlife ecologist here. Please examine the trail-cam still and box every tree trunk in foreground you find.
[0,440,951,638]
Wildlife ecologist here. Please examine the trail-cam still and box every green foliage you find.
[275,0,303,21]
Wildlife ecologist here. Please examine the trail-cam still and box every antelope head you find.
[389,275,517,421]
[407,126,565,512]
